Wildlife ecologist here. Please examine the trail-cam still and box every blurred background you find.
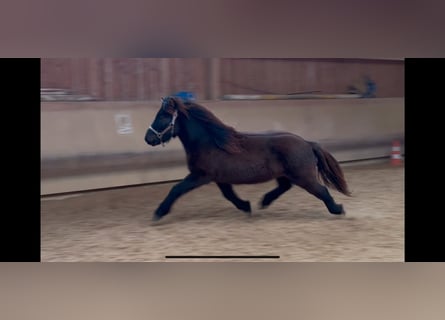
[41,58,404,195]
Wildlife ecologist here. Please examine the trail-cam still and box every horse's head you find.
[144,96,182,146]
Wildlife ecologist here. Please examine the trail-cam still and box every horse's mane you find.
[172,98,244,154]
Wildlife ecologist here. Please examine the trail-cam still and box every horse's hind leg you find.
[290,175,345,215]
[260,177,292,209]
[217,183,251,215]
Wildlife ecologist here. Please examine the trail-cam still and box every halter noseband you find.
[148,110,178,146]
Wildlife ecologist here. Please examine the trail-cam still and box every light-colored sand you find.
[41,163,404,262]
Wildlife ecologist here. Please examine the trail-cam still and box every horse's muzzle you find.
[145,132,160,146]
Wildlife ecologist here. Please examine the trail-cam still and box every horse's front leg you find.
[152,173,210,221]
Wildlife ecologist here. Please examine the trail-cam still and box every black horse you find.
[145,96,351,222]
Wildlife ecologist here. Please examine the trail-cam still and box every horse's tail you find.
[310,142,351,196]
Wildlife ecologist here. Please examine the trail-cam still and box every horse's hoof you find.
[259,200,269,210]
[151,214,163,223]
[329,204,346,216]
[239,201,251,214]
[331,211,345,215]
[330,205,346,216]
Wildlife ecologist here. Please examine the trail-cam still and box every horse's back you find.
[241,130,309,150]
[241,130,301,138]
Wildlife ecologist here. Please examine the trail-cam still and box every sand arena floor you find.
[41,162,404,262]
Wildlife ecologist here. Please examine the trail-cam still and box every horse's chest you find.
[186,153,212,172]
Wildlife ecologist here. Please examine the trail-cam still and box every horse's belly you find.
[216,163,278,184]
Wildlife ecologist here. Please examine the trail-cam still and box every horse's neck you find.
[178,118,212,152]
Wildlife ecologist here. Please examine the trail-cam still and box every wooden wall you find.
[41,58,208,101]
[220,58,404,97]
[41,58,404,100]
